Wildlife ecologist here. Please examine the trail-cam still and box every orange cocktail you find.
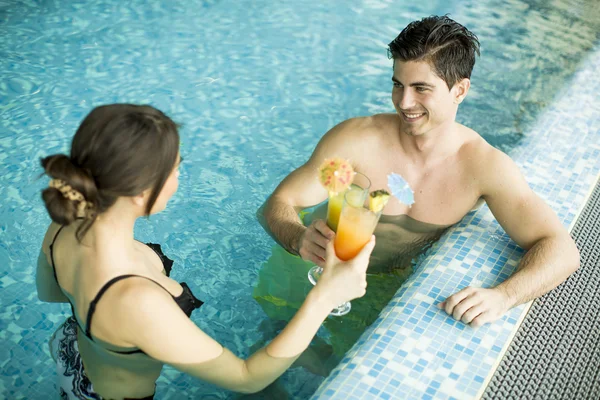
[334,190,382,260]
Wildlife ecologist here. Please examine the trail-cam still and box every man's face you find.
[391,60,459,137]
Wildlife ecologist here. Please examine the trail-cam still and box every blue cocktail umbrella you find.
[387,172,415,206]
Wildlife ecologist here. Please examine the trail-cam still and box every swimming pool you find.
[1,0,599,399]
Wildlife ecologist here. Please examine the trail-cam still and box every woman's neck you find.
[84,203,139,250]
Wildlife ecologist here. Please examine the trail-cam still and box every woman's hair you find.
[388,15,480,89]
[41,104,180,240]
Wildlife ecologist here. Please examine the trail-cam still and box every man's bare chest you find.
[360,160,480,225]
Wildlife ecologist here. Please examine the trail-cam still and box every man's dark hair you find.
[388,15,480,89]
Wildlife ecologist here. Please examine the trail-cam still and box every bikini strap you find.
[48,225,67,283]
[85,274,173,339]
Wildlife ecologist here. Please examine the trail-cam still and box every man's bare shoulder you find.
[317,114,396,155]
[331,114,395,137]
[458,125,498,161]
[367,113,400,134]
[457,125,521,185]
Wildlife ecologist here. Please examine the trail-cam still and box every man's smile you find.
[400,111,426,122]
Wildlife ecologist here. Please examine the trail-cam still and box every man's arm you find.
[440,148,580,327]
[261,163,328,255]
[260,118,363,265]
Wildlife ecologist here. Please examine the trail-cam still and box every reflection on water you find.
[1,0,599,399]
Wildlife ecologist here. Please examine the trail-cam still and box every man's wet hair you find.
[388,15,480,89]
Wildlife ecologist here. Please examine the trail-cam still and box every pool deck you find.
[313,45,600,400]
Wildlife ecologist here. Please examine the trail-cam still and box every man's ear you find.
[453,78,471,104]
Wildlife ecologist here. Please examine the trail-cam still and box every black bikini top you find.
[49,226,204,354]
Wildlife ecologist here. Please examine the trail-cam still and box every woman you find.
[36,104,374,399]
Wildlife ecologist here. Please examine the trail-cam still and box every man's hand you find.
[297,220,335,267]
[437,286,512,327]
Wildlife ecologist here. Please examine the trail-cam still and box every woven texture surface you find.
[482,178,600,400]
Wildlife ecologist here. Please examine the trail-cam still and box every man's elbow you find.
[257,194,291,232]
[256,196,273,233]
[551,232,580,277]
[567,238,581,274]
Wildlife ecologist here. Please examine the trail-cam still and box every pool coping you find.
[312,45,600,400]
[474,171,600,400]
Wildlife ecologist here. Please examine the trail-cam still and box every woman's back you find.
[41,221,191,398]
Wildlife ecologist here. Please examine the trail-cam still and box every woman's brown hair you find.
[41,104,180,240]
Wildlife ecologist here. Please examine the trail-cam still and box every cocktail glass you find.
[329,189,383,316]
[325,172,371,232]
[307,172,371,287]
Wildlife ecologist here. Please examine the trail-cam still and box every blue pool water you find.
[1,0,599,399]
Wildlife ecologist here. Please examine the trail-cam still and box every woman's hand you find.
[314,236,375,308]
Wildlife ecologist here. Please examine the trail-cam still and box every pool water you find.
[1,0,599,398]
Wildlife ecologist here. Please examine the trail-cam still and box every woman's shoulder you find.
[40,222,63,257]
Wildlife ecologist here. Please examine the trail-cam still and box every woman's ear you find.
[132,190,149,208]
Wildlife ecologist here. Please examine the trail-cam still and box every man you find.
[260,15,579,327]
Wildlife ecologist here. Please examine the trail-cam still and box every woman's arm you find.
[36,224,69,303]
[172,288,332,393]
[36,250,69,303]
[114,239,374,393]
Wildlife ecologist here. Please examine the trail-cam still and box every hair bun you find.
[40,155,97,226]
[42,186,80,225]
